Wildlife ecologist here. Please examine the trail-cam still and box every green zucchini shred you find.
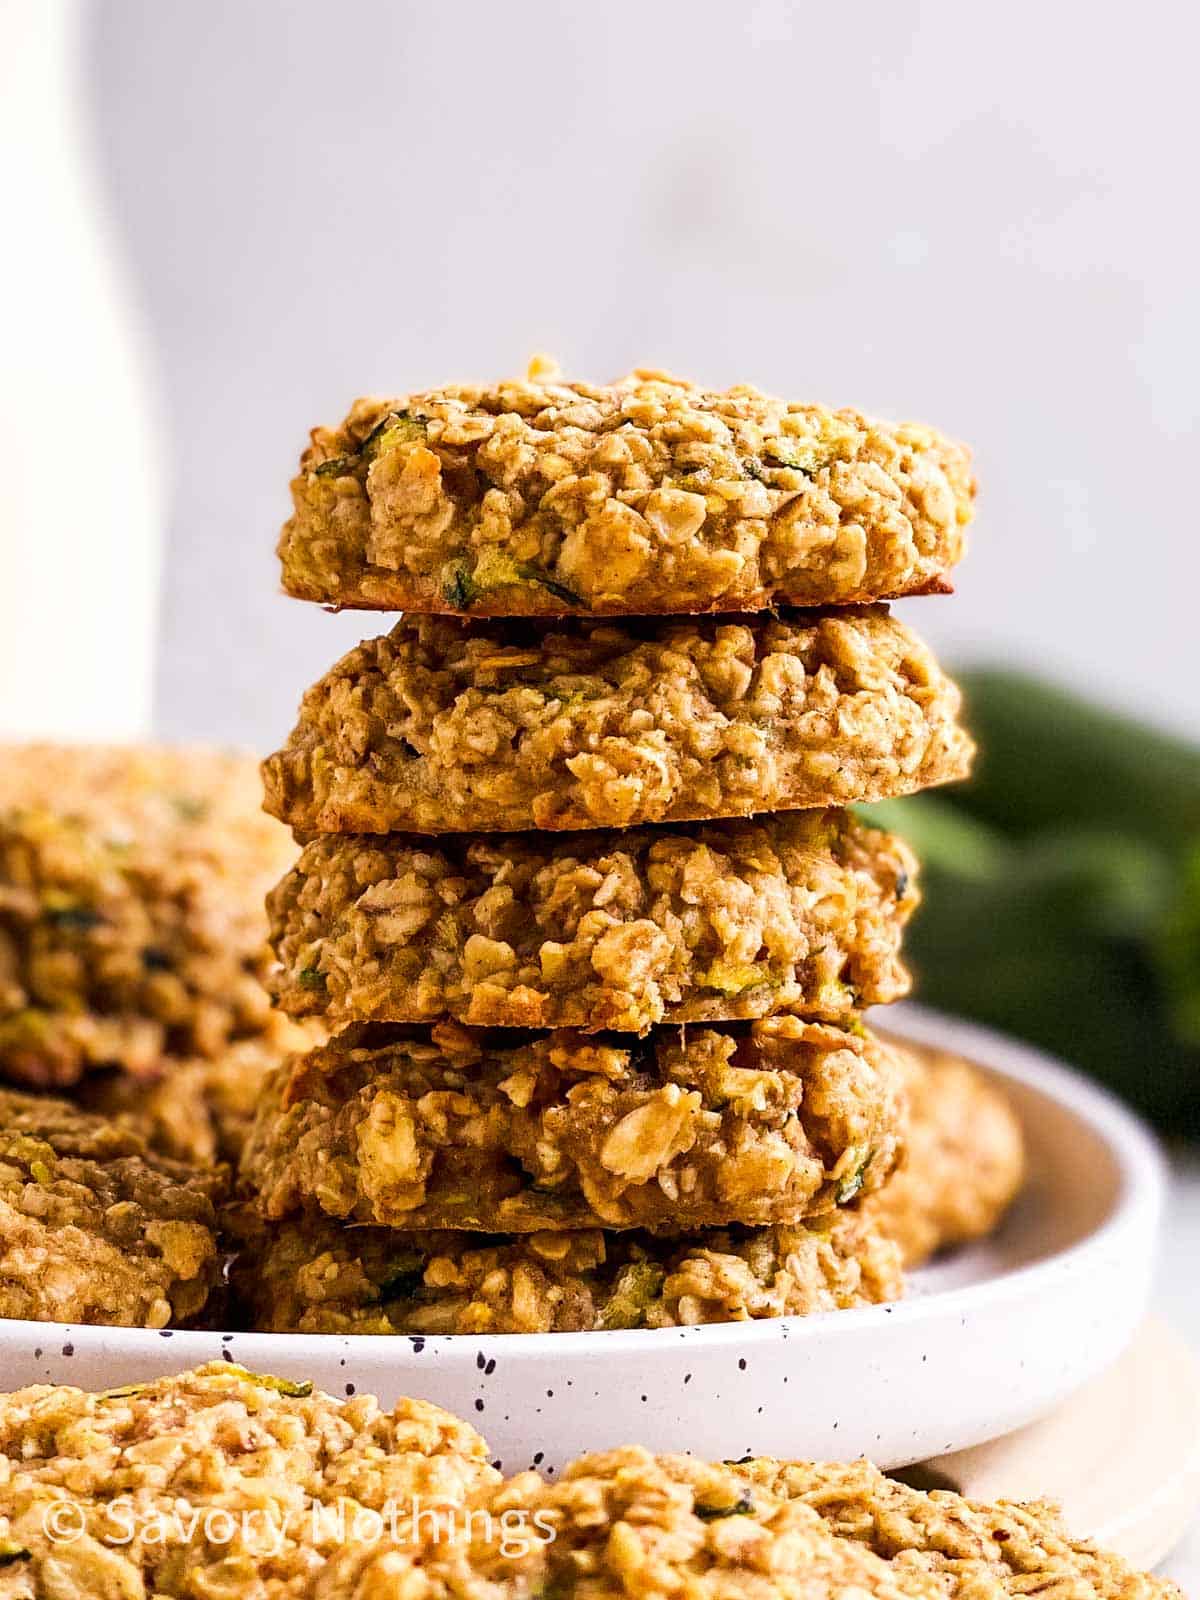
[441,560,478,609]
[696,962,779,998]
[836,1147,873,1204]
[598,1261,665,1330]
[44,904,102,932]
[361,409,427,463]
[378,1260,426,1301]
[250,1372,314,1398]
[441,549,584,609]
[695,1493,756,1521]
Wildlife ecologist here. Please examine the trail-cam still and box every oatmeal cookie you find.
[865,1037,1025,1268]
[0,1087,226,1327]
[267,811,917,1033]
[0,744,295,1087]
[278,368,974,617]
[323,1446,1176,1600]
[240,1018,905,1233]
[75,1016,315,1167]
[741,1456,1176,1600]
[0,1369,1175,1600]
[262,609,972,836]
[236,1207,903,1334]
[0,1361,496,1600]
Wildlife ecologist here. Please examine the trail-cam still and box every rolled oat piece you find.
[864,1036,1025,1268]
[0,1361,497,1597]
[262,608,973,836]
[240,1018,906,1233]
[0,1086,226,1327]
[267,811,917,1033]
[0,744,296,1086]
[278,369,974,616]
[235,1207,903,1334]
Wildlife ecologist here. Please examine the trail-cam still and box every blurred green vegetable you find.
[861,669,1200,1134]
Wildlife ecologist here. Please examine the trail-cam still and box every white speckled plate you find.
[0,1008,1166,1474]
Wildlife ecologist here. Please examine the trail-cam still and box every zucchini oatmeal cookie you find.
[0,1373,1172,1600]
[75,1015,316,1167]
[236,1207,903,1334]
[865,1037,1025,1269]
[738,1456,1177,1600]
[268,811,918,1033]
[323,1446,1177,1600]
[0,743,295,1087]
[279,367,974,617]
[0,1361,497,1600]
[0,1086,226,1327]
[241,1018,905,1233]
[320,1454,941,1600]
[262,608,973,836]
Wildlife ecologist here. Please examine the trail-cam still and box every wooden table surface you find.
[1156,1153,1200,1591]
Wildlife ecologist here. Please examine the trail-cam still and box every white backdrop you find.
[86,0,1199,749]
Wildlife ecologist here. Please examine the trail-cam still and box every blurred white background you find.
[68,0,1199,749]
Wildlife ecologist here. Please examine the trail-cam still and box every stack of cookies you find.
[241,364,978,1335]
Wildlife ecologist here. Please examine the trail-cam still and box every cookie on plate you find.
[240,1018,906,1233]
[866,1036,1025,1268]
[0,1087,226,1327]
[235,1206,903,1334]
[75,1015,315,1168]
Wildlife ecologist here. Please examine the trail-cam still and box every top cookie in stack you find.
[247,365,976,1336]
[277,362,972,616]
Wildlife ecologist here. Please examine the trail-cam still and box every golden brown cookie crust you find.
[0,744,296,1086]
[236,1207,903,1334]
[262,608,973,836]
[267,811,917,1033]
[865,1036,1025,1268]
[0,1087,226,1327]
[278,369,974,617]
[240,1018,905,1233]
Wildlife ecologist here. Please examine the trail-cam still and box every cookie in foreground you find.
[0,1361,497,1597]
[262,608,973,835]
[866,1034,1026,1268]
[235,1206,903,1333]
[279,367,974,616]
[0,1362,1173,1599]
[0,743,295,1086]
[0,1086,226,1327]
[240,1017,906,1233]
[267,810,917,1033]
